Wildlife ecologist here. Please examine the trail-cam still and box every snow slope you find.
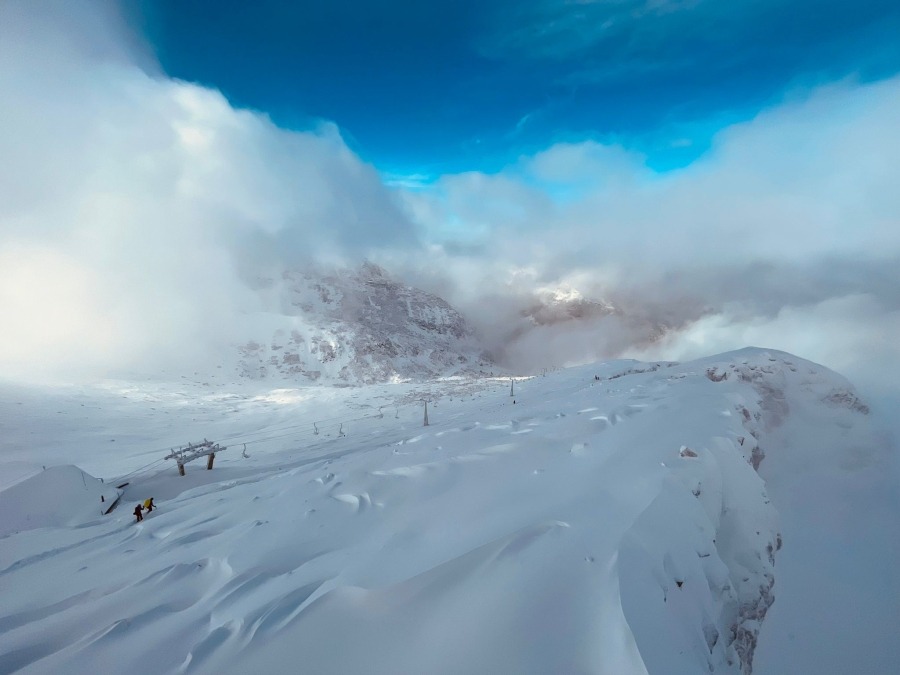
[0,349,894,674]
[751,371,900,675]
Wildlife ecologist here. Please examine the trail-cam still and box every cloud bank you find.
[0,0,413,381]
[1,0,898,405]
[394,76,900,394]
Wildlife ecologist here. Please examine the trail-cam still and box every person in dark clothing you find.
[133,504,143,523]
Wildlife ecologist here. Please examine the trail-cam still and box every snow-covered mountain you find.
[521,284,618,327]
[477,283,676,373]
[233,263,493,384]
[1,349,894,674]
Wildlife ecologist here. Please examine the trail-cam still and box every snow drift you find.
[0,465,122,537]
[0,348,893,675]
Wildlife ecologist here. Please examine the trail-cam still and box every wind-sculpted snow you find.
[0,349,888,674]
[0,466,122,537]
[234,263,493,384]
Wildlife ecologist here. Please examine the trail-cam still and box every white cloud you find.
[2,0,898,405]
[629,295,900,392]
[395,76,900,397]
[0,0,412,382]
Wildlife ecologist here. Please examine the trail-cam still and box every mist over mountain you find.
[228,263,492,384]
[202,263,679,385]
[1,2,899,675]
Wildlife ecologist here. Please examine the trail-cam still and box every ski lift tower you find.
[165,439,226,476]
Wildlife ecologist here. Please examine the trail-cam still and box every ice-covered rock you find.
[232,263,493,384]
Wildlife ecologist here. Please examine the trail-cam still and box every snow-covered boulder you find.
[0,465,122,536]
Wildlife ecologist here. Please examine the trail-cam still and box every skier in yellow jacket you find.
[143,497,155,513]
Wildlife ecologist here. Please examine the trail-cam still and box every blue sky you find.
[129,0,900,177]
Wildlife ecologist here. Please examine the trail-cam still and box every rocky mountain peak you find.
[234,264,493,384]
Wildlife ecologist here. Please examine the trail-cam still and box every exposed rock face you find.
[234,263,493,384]
[696,351,872,674]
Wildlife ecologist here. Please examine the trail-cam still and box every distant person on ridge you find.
[133,504,143,523]
[143,497,155,513]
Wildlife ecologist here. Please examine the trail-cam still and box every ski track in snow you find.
[0,349,896,675]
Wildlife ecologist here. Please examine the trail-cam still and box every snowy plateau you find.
[1,349,897,675]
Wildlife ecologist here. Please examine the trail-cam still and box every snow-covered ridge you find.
[233,263,493,384]
[0,349,882,674]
